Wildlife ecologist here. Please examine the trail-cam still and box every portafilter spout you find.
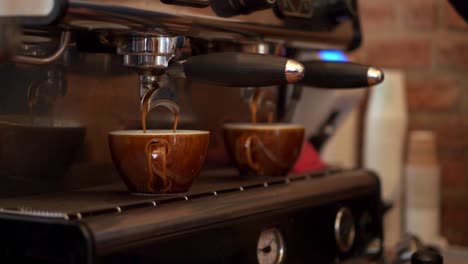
[116,35,182,98]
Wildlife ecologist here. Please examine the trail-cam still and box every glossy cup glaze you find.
[223,123,304,176]
[109,130,209,194]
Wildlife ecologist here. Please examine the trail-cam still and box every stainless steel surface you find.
[335,206,356,253]
[367,67,385,86]
[18,36,57,58]
[65,0,358,50]
[365,238,383,256]
[0,208,70,220]
[394,234,424,264]
[138,74,159,98]
[282,85,303,122]
[13,31,71,64]
[285,59,305,83]
[117,35,179,71]
[116,35,179,98]
[242,42,279,55]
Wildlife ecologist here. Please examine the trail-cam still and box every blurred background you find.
[352,0,468,248]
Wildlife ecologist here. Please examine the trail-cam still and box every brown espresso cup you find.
[109,130,210,194]
[0,115,85,181]
[223,123,305,176]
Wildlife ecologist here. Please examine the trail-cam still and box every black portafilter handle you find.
[298,61,385,89]
[211,0,274,17]
[411,248,443,264]
[449,0,468,22]
[183,52,305,87]
[160,0,210,8]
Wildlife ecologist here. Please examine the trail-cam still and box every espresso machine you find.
[0,1,387,263]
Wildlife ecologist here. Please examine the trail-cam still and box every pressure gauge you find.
[257,228,286,264]
[334,207,356,253]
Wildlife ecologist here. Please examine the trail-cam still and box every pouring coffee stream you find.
[110,82,207,194]
[140,86,180,134]
[27,82,40,119]
[26,80,61,127]
[250,89,276,125]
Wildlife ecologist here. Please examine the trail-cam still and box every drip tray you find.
[0,168,338,220]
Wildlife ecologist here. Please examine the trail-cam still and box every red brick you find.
[445,1,468,29]
[347,48,366,62]
[364,38,431,68]
[401,0,437,30]
[359,1,396,33]
[408,112,456,128]
[441,197,468,246]
[407,114,468,150]
[461,87,468,115]
[406,76,460,111]
[441,159,465,187]
[435,119,468,150]
[442,207,467,230]
[436,33,468,70]
[421,161,468,246]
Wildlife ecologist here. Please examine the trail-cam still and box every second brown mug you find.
[223,123,305,176]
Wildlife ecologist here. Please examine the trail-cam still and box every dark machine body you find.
[0,169,382,263]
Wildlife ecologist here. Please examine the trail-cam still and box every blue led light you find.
[318,50,348,62]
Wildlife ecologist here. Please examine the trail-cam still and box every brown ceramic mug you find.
[109,130,209,194]
[0,115,85,181]
[223,123,305,176]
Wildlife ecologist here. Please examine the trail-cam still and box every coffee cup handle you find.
[145,138,171,193]
[244,135,262,173]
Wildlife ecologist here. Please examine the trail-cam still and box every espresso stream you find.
[140,87,180,191]
[26,82,58,126]
[141,87,180,133]
[250,89,275,125]
[27,82,41,123]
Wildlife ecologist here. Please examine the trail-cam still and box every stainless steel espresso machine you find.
[0,1,386,263]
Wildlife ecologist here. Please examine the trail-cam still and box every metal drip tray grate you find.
[0,168,342,221]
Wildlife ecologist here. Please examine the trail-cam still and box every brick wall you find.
[353,0,468,246]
